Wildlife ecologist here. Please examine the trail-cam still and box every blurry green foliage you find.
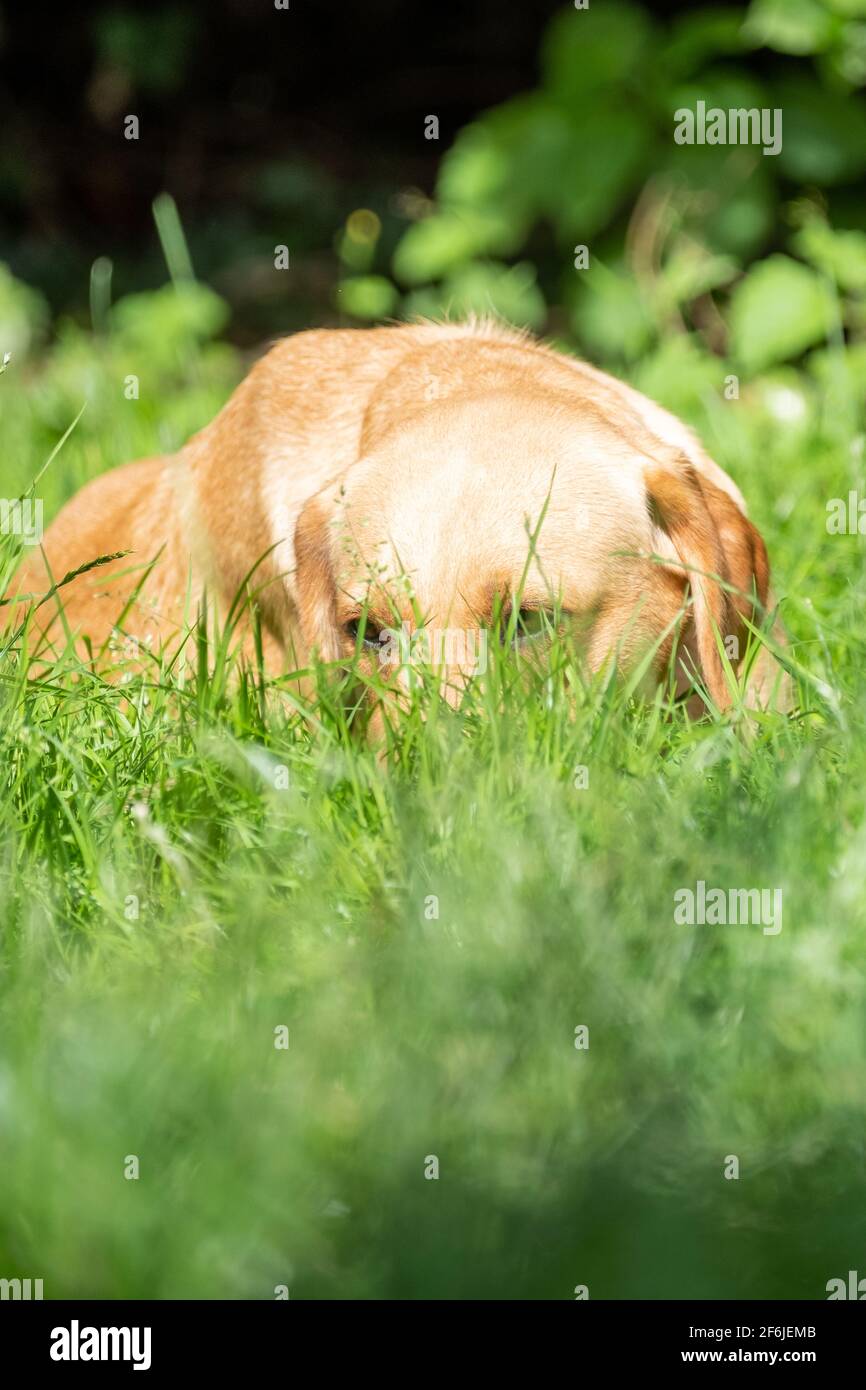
[5,0,866,426]
[111,281,229,367]
[404,260,547,331]
[335,0,866,410]
[337,275,398,320]
[794,220,866,291]
[1,270,239,500]
[743,0,839,55]
[729,254,838,372]
[0,264,50,362]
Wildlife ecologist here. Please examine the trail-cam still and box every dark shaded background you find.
[0,0,720,339]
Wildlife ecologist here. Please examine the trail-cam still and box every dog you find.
[8,320,785,711]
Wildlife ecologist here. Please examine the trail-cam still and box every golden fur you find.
[8,320,785,710]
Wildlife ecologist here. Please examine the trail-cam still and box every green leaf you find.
[806,343,866,430]
[392,209,517,286]
[400,287,448,323]
[337,276,398,321]
[462,96,577,228]
[743,0,838,55]
[541,0,654,108]
[112,282,229,354]
[456,94,650,242]
[429,261,547,331]
[660,9,752,79]
[828,22,866,86]
[807,340,866,386]
[631,335,728,420]
[670,70,769,118]
[792,222,866,294]
[728,254,837,373]
[548,104,651,240]
[437,122,514,209]
[571,262,654,362]
[0,263,50,360]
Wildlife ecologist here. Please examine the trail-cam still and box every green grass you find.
[1,303,865,1300]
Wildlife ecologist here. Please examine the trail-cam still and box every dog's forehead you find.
[354,392,598,497]
[361,387,644,496]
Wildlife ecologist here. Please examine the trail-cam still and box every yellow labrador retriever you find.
[10,320,783,710]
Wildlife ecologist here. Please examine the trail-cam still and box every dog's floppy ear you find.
[646,456,770,710]
[697,471,770,644]
[293,494,342,662]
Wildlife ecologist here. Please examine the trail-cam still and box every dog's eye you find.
[515,607,550,640]
[500,606,552,645]
[345,616,382,649]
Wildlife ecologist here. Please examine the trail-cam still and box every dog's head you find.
[293,389,773,712]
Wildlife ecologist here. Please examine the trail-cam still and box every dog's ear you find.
[696,471,769,647]
[646,457,770,710]
[293,494,342,662]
